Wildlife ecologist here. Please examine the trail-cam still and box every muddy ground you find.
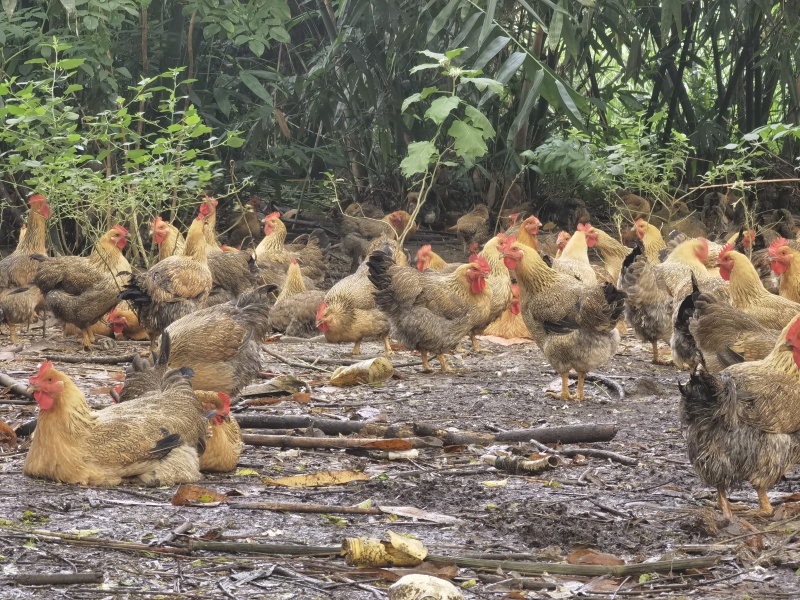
[2,238,800,599]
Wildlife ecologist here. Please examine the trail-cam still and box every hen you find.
[255,212,326,283]
[269,258,326,337]
[120,216,213,350]
[367,251,492,372]
[198,196,223,252]
[24,362,209,486]
[469,236,511,351]
[415,244,470,273]
[483,283,532,339]
[340,209,415,272]
[500,237,626,400]
[552,224,598,284]
[194,391,243,472]
[589,227,631,283]
[631,218,666,263]
[150,216,186,261]
[107,304,149,341]
[680,317,800,517]
[769,238,800,303]
[445,204,490,252]
[0,195,51,342]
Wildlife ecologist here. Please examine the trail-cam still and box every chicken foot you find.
[546,373,574,401]
[717,487,734,520]
[420,351,433,373]
[436,354,455,373]
[382,337,393,356]
[8,324,17,344]
[351,341,362,355]
[575,372,588,400]
[651,341,672,365]
[469,334,491,354]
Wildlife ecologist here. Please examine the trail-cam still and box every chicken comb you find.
[198,198,217,215]
[787,317,800,343]
[29,194,47,204]
[508,213,521,225]
[108,307,120,321]
[291,257,298,264]
[717,243,735,262]
[473,256,491,274]
[416,244,432,259]
[31,360,54,384]
[265,211,281,220]
[511,283,520,296]
[217,392,232,412]
[525,215,542,225]
[576,222,592,233]
[769,237,788,257]
[315,302,327,322]
[633,217,645,225]
[112,224,128,236]
[152,216,164,228]
[500,235,517,253]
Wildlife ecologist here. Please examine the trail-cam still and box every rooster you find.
[269,259,326,337]
[680,317,800,518]
[150,216,186,260]
[120,216,213,350]
[445,204,490,252]
[24,362,209,486]
[500,237,626,400]
[769,238,800,303]
[367,251,492,372]
[194,391,243,472]
[717,244,800,329]
[198,196,223,252]
[0,195,51,342]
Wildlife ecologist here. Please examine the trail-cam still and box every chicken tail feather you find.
[149,432,182,457]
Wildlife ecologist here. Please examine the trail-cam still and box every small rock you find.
[625,376,666,397]
[388,575,463,600]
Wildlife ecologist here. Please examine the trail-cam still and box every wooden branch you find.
[0,372,34,400]
[4,530,188,555]
[185,540,340,556]
[27,354,137,365]
[242,434,442,450]
[228,501,382,515]
[261,346,332,372]
[414,422,618,446]
[234,414,391,435]
[13,573,104,586]
[554,448,638,466]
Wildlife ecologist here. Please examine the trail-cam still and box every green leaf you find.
[479,0,497,49]
[214,88,231,117]
[270,27,291,44]
[58,58,85,71]
[225,135,245,148]
[547,6,563,52]
[402,93,422,114]
[239,71,272,103]
[473,36,510,71]
[425,96,460,125]
[554,80,583,127]
[83,15,99,30]
[507,70,543,147]
[449,120,488,160]
[426,0,460,43]
[460,77,503,93]
[400,141,437,177]
[410,63,442,74]
[249,39,266,57]
[464,105,495,138]
[418,49,447,63]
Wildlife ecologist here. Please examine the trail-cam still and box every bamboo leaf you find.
[547,7,563,52]
[426,0,461,43]
[473,36,510,71]
[507,70,544,147]
[554,80,583,127]
[452,12,481,48]
[460,77,503,93]
[479,0,497,49]
[240,71,272,103]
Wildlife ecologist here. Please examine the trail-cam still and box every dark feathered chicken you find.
[269,259,325,337]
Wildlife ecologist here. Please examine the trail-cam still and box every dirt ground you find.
[2,239,800,599]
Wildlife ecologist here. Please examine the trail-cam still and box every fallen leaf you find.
[330,357,394,386]
[171,485,229,506]
[263,470,370,488]
[583,577,628,593]
[291,392,311,403]
[342,536,423,568]
[566,548,625,566]
[234,468,259,476]
[482,479,508,488]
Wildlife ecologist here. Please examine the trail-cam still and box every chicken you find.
[630,218,667,263]
[717,244,800,329]
[367,251,492,372]
[513,215,542,252]
[445,204,490,252]
[255,212,326,283]
[120,216,213,350]
[468,236,511,351]
[32,225,132,350]
[198,196,223,252]
[107,304,149,341]
[552,224,597,284]
[341,209,415,272]
[769,238,800,303]
[24,362,209,486]
[680,317,800,518]
[614,189,651,220]
[150,216,185,261]
[499,237,626,400]
[415,244,474,273]
[483,283,532,339]
[406,191,442,230]
[227,195,264,249]
[554,231,570,259]
[589,227,631,283]
[619,237,710,364]
[205,248,260,307]
[194,391,242,472]
[269,258,326,337]
[0,195,51,342]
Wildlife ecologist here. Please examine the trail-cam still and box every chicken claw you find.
[546,373,574,401]
[469,334,491,354]
[382,337,393,356]
[651,342,672,365]
[420,351,433,373]
[575,372,590,401]
[436,354,457,373]
[351,341,362,355]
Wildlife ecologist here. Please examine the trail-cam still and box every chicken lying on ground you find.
[552,224,598,284]
[150,216,186,261]
[0,195,51,343]
[255,211,326,283]
[769,238,800,303]
[716,244,800,329]
[483,283,532,339]
[120,285,274,399]
[619,237,710,364]
[33,225,131,350]
[368,251,492,372]
[445,204,490,252]
[107,304,149,341]
[24,362,209,486]
[194,391,242,472]
[680,317,800,518]
[269,259,326,337]
[500,237,626,400]
[120,216,213,351]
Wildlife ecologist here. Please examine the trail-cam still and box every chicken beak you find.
[203,409,218,420]
[27,385,38,394]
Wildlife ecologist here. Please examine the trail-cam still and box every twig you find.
[261,346,332,373]
[556,448,638,466]
[228,501,382,515]
[242,434,441,449]
[216,581,237,600]
[13,573,104,586]
[0,372,34,399]
[23,354,136,365]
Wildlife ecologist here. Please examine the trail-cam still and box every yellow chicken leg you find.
[575,372,588,400]
[8,324,18,344]
[718,486,734,520]
[546,373,574,400]
[351,341,361,355]
[470,334,491,354]
[420,351,432,373]
[383,336,393,356]
[81,328,93,352]
[651,341,671,365]
[436,354,454,373]
[755,487,773,517]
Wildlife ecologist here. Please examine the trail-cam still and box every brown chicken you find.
[198,196,223,252]
[194,391,243,472]
[513,215,542,252]
[415,243,475,273]
[227,195,264,249]
[0,195,51,342]
[24,362,209,486]
[552,224,598,284]
[499,237,626,400]
[33,225,131,350]
[255,212,325,283]
[769,238,800,303]
[614,189,651,220]
[619,237,710,364]
[367,251,492,372]
[680,316,800,517]
[469,236,511,351]
[445,204,490,252]
[341,209,415,272]
[120,216,213,350]
[205,247,260,307]
[107,304,149,341]
[631,218,666,263]
[150,216,186,261]
[269,258,326,337]
[717,244,800,329]
[483,283,532,339]
[589,227,631,283]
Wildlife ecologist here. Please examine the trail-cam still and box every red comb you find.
[769,237,788,257]
[217,392,231,411]
[717,243,734,262]
[577,222,591,232]
[501,235,517,252]
[112,225,128,235]
[497,233,507,243]
[30,360,54,384]
[152,216,163,227]
[266,211,281,220]
[29,194,46,204]
[508,213,520,225]
[474,256,491,274]
[291,257,298,264]
[469,242,479,252]
[315,302,326,322]
[634,217,645,225]
[108,307,119,320]
[416,244,432,258]
[788,317,800,342]
[469,252,479,264]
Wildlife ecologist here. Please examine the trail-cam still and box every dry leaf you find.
[342,537,422,568]
[482,479,508,488]
[330,357,394,386]
[566,548,625,566]
[171,485,229,506]
[583,577,628,593]
[388,574,463,600]
[387,531,428,561]
[263,470,369,488]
